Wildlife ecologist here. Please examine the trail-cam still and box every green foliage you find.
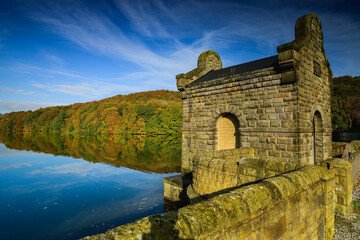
[135,102,159,122]
[118,106,124,116]
[2,75,359,135]
[0,90,182,135]
[353,200,360,211]
[331,76,360,132]
[0,132,181,173]
[51,111,68,131]
[4,118,14,132]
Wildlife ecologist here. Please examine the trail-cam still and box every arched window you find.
[312,111,324,164]
[216,113,240,150]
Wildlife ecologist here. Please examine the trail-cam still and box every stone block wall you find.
[322,158,353,216]
[237,156,305,184]
[352,140,360,153]
[163,177,184,203]
[349,153,360,187]
[83,166,335,240]
[192,157,238,195]
[180,70,300,173]
[331,141,360,188]
[332,142,347,157]
[192,148,307,196]
[350,141,360,187]
[178,13,332,174]
[191,148,253,195]
[288,14,332,165]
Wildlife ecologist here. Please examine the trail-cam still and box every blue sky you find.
[0,0,359,113]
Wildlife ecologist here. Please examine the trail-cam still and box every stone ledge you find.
[164,174,192,204]
[81,165,334,240]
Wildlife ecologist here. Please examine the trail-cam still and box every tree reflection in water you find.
[0,132,181,174]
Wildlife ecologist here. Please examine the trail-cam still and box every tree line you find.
[1,76,359,135]
[0,90,182,135]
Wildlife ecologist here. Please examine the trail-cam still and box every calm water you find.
[0,133,181,240]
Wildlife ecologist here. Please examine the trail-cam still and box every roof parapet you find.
[277,13,332,83]
[176,50,222,94]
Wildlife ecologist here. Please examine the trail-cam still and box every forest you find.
[0,90,182,135]
[0,75,359,135]
[331,75,360,132]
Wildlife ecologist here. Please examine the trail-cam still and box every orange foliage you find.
[0,90,181,135]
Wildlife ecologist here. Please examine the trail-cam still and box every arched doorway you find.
[312,111,323,164]
[216,113,240,150]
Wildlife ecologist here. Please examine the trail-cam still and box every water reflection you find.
[0,132,181,173]
[0,133,181,240]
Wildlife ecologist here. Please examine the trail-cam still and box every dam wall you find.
[82,165,335,240]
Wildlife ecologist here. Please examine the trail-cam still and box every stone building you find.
[85,13,360,240]
[176,13,333,174]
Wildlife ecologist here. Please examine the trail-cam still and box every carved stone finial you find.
[176,50,222,95]
[277,13,331,84]
[197,50,222,72]
[295,13,324,50]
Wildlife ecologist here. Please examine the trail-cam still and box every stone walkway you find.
[333,185,360,239]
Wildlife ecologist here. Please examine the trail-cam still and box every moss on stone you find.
[282,171,308,189]
[330,158,352,169]
[351,140,360,153]
[300,166,321,183]
[292,168,314,186]
[238,156,261,167]
[197,50,222,70]
[208,158,225,170]
[223,161,239,173]
[284,162,298,172]
[234,183,274,216]
[83,165,336,240]
[263,176,297,200]
[265,159,286,173]
[311,165,335,181]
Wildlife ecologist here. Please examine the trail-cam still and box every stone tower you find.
[176,13,332,174]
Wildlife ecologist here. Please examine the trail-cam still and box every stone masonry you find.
[82,13,356,240]
[84,165,336,240]
[177,13,333,174]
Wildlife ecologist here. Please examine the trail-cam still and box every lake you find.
[0,133,181,240]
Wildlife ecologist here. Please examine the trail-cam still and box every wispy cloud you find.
[1,0,358,116]
[54,186,163,235]
[0,162,32,170]
[31,8,180,72]
[115,0,173,39]
[42,53,67,68]
[0,86,35,95]
[28,0,225,74]
[27,0,301,73]
[28,162,130,177]
[0,100,66,114]
[28,162,103,176]
[31,80,142,98]
[8,63,87,79]
[0,144,40,157]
